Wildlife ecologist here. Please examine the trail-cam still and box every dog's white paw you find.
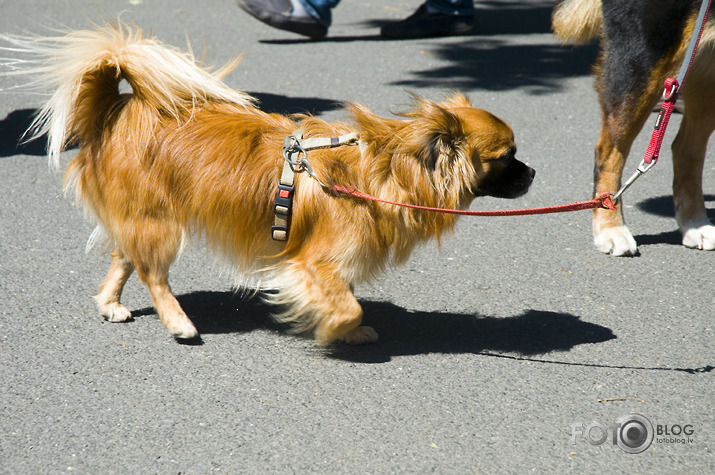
[594,225,638,256]
[165,317,199,340]
[682,221,715,250]
[99,302,132,322]
[340,326,379,345]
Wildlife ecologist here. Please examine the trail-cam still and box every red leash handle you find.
[329,185,615,216]
[643,78,679,165]
[643,0,711,166]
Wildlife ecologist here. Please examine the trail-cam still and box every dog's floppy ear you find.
[402,96,466,171]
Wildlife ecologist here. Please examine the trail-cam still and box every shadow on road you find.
[0,108,46,157]
[259,1,597,94]
[127,291,713,372]
[390,39,598,94]
[331,300,615,363]
[637,194,715,219]
[133,290,615,360]
[250,91,342,116]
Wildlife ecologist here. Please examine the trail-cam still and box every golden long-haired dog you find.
[553,0,715,255]
[5,23,534,344]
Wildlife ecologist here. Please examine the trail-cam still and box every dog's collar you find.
[272,129,359,241]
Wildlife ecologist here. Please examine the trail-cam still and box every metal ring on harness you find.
[283,142,307,171]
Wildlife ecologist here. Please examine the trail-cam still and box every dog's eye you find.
[500,147,516,163]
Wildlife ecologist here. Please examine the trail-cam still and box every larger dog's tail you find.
[552,0,603,44]
[1,21,254,169]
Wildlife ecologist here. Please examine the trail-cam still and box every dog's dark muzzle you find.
[475,159,535,199]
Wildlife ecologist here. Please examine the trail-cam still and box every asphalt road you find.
[1,1,713,473]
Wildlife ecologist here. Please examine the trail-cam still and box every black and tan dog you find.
[554,0,715,255]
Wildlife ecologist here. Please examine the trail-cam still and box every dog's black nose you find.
[529,167,536,179]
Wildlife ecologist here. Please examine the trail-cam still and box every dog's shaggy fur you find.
[554,0,715,255]
[3,23,534,343]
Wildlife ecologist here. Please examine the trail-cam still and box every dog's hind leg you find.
[672,71,715,251]
[125,220,198,340]
[141,264,198,340]
[95,248,135,322]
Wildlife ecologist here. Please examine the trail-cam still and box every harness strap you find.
[272,130,303,241]
[300,132,359,151]
[272,129,360,241]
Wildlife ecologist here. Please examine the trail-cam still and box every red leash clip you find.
[612,76,679,203]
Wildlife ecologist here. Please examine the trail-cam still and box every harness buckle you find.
[274,183,294,215]
[272,182,294,241]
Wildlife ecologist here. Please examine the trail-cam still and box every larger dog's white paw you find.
[682,221,715,250]
[594,225,638,256]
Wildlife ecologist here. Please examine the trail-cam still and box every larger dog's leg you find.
[592,1,691,255]
[672,72,715,250]
[593,93,659,256]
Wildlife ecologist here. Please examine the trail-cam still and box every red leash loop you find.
[329,185,614,217]
[643,78,679,166]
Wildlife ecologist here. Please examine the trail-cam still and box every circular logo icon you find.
[616,413,654,454]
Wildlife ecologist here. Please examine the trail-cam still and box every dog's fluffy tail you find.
[552,0,603,44]
[1,21,254,169]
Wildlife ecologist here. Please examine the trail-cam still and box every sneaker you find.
[380,4,477,39]
[237,0,328,40]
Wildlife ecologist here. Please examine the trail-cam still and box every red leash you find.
[282,134,615,222]
[330,185,615,216]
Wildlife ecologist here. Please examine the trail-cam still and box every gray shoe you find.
[237,0,328,40]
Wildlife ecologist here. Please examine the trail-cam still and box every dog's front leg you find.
[310,270,378,345]
[592,77,662,256]
[592,124,638,256]
[278,261,378,345]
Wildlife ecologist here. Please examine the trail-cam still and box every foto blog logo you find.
[571,413,654,454]
[570,413,694,454]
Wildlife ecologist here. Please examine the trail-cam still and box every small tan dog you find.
[7,23,534,344]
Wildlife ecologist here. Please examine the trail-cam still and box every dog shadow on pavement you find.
[0,108,47,157]
[133,290,616,362]
[336,300,616,363]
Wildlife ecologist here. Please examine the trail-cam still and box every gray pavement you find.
[1,1,713,473]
